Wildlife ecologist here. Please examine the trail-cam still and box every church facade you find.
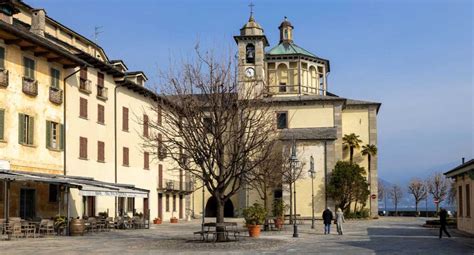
[193,14,381,218]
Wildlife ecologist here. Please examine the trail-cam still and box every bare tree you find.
[389,184,403,216]
[142,47,276,241]
[447,180,457,206]
[407,178,427,216]
[427,173,450,213]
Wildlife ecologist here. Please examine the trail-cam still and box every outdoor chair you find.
[5,222,22,238]
[106,217,115,231]
[96,218,106,232]
[86,217,97,232]
[39,219,54,236]
[22,222,36,238]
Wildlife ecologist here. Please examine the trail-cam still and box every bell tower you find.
[234,5,269,98]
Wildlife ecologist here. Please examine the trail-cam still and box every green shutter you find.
[0,47,5,70]
[46,120,51,149]
[18,113,24,144]
[28,116,34,145]
[59,124,64,150]
[0,109,4,140]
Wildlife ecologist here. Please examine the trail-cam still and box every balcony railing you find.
[79,79,92,94]
[96,85,108,100]
[162,179,194,193]
[0,69,9,87]
[49,86,63,105]
[22,77,38,96]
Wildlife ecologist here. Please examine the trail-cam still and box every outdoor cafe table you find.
[198,222,239,242]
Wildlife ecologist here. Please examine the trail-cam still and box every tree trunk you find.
[354,200,358,213]
[215,199,225,242]
[415,201,419,217]
[350,147,354,164]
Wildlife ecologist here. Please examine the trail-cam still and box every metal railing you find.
[79,79,92,94]
[162,179,194,193]
[96,85,108,100]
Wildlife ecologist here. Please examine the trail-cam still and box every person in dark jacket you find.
[439,208,451,239]
[322,207,333,235]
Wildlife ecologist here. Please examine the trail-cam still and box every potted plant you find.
[54,215,67,235]
[272,199,287,229]
[242,203,267,238]
[170,213,178,223]
[153,217,162,224]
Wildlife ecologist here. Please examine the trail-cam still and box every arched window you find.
[246,44,255,64]
[310,66,317,93]
[284,29,288,40]
[277,63,288,93]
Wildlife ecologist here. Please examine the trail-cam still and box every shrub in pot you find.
[272,199,287,229]
[153,217,162,224]
[170,217,178,223]
[242,203,267,238]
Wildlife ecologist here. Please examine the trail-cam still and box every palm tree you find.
[342,133,362,164]
[361,144,377,173]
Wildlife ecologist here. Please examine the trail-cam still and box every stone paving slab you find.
[0,217,472,254]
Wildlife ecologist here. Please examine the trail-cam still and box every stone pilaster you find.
[368,106,378,217]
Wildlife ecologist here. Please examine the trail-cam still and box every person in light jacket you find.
[335,208,345,235]
[322,207,333,235]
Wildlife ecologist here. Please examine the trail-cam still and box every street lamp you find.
[308,155,315,229]
[289,141,299,238]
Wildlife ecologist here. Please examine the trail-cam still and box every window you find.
[127,197,135,213]
[246,43,255,64]
[173,195,177,212]
[97,141,105,162]
[158,133,166,160]
[46,120,64,150]
[23,57,35,80]
[203,117,212,133]
[84,196,95,217]
[0,109,4,141]
[79,136,88,159]
[118,197,125,215]
[276,112,288,129]
[158,164,163,189]
[459,186,463,217]
[165,194,170,212]
[143,114,149,137]
[49,184,58,203]
[97,72,104,86]
[97,104,105,124]
[79,98,88,119]
[18,113,34,145]
[157,106,162,126]
[0,47,5,69]
[279,82,287,93]
[122,107,129,131]
[50,68,60,88]
[80,67,88,80]
[123,147,129,166]
[466,184,471,217]
[144,152,149,170]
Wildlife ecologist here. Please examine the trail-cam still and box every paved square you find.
[1,217,473,254]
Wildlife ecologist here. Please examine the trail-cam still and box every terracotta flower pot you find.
[153,219,162,224]
[247,224,261,237]
[170,218,178,223]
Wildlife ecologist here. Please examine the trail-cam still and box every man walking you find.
[322,207,333,235]
[439,207,451,239]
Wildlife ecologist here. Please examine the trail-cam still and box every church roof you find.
[267,42,317,58]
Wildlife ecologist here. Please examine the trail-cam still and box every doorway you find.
[205,197,234,217]
[20,189,35,219]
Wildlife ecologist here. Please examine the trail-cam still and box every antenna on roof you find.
[93,26,103,42]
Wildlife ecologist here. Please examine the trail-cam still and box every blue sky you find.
[29,0,473,185]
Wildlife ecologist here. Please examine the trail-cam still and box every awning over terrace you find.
[0,170,149,197]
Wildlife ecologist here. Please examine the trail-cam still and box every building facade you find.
[445,159,474,235]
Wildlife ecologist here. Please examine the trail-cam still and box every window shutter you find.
[80,67,87,80]
[46,120,51,149]
[123,147,129,166]
[98,104,104,124]
[0,47,5,70]
[143,114,148,137]
[18,113,24,144]
[28,116,34,145]
[0,109,4,140]
[80,137,88,159]
[80,98,88,118]
[144,152,149,169]
[98,141,104,162]
[123,107,129,131]
[158,164,163,188]
[59,124,64,150]
[98,72,104,86]
[157,106,162,126]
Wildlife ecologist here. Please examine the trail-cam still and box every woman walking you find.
[335,208,345,235]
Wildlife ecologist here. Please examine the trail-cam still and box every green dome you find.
[266,42,317,58]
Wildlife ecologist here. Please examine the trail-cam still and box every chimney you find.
[462,157,465,164]
[0,0,20,24]
[30,9,46,37]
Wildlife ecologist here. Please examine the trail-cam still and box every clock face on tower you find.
[245,67,255,78]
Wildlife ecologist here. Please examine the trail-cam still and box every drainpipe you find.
[114,82,124,217]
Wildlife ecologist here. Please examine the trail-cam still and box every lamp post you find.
[289,141,299,238]
[308,155,315,229]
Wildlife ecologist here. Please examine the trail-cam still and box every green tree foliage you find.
[327,161,369,213]
[342,133,362,164]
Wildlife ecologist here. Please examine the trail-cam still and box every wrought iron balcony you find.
[0,69,9,87]
[79,78,92,94]
[49,86,63,105]
[22,77,38,96]
[96,85,108,100]
[161,179,194,193]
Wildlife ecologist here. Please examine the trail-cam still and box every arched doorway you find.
[205,197,234,217]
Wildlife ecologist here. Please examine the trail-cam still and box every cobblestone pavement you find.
[1,217,473,254]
